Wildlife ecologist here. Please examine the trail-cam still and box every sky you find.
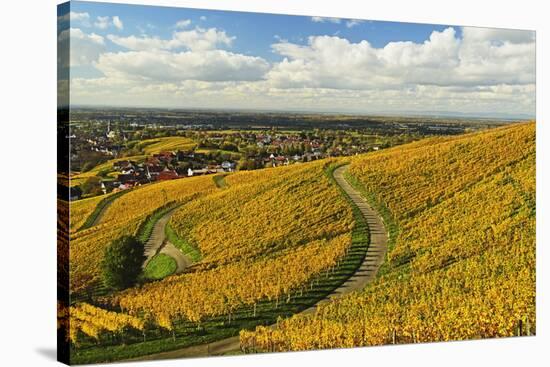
[58,1,536,118]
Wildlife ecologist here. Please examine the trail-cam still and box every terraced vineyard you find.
[241,122,536,350]
[69,175,217,293]
[110,160,354,331]
[66,158,375,364]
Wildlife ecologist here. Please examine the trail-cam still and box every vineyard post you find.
[392,329,396,344]
[517,319,523,337]
[526,317,531,336]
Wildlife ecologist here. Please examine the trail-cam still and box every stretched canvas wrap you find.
[57,1,536,365]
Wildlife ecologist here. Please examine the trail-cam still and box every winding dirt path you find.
[160,242,192,273]
[143,207,191,274]
[133,164,388,360]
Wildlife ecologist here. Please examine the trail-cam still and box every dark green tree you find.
[101,235,145,290]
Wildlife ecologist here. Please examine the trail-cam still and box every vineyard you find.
[67,159,373,363]
[137,136,197,154]
[69,175,217,293]
[110,159,354,330]
[241,122,536,350]
[63,122,536,363]
[69,195,104,232]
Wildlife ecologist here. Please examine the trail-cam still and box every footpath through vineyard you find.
[132,164,388,360]
[142,207,191,273]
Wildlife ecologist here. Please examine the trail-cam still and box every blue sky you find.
[59,1,535,117]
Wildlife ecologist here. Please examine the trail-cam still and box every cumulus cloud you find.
[267,27,535,89]
[69,23,535,116]
[108,27,235,51]
[95,49,270,82]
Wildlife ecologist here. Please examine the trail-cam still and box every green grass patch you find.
[143,254,177,280]
[165,224,202,262]
[213,174,229,189]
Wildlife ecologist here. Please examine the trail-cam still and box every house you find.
[221,161,236,172]
[118,183,132,190]
[157,170,179,181]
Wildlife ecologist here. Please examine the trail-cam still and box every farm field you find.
[241,122,536,350]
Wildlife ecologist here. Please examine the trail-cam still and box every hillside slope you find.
[242,122,535,350]
[111,159,354,327]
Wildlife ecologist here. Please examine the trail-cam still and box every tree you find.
[102,235,145,290]
[81,176,103,196]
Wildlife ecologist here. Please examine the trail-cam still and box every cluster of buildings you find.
[261,152,324,167]
[108,152,236,193]
[255,133,322,151]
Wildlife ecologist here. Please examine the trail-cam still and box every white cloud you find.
[59,28,105,67]
[462,27,535,44]
[311,16,341,24]
[346,19,363,28]
[94,16,123,30]
[70,24,535,116]
[200,16,207,21]
[267,27,535,90]
[108,26,235,51]
[175,19,191,29]
[58,11,90,24]
[113,16,123,30]
[95,49,270,82]
[174,27,234,51]
[108,34,167,51]
[94,16,110,30]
